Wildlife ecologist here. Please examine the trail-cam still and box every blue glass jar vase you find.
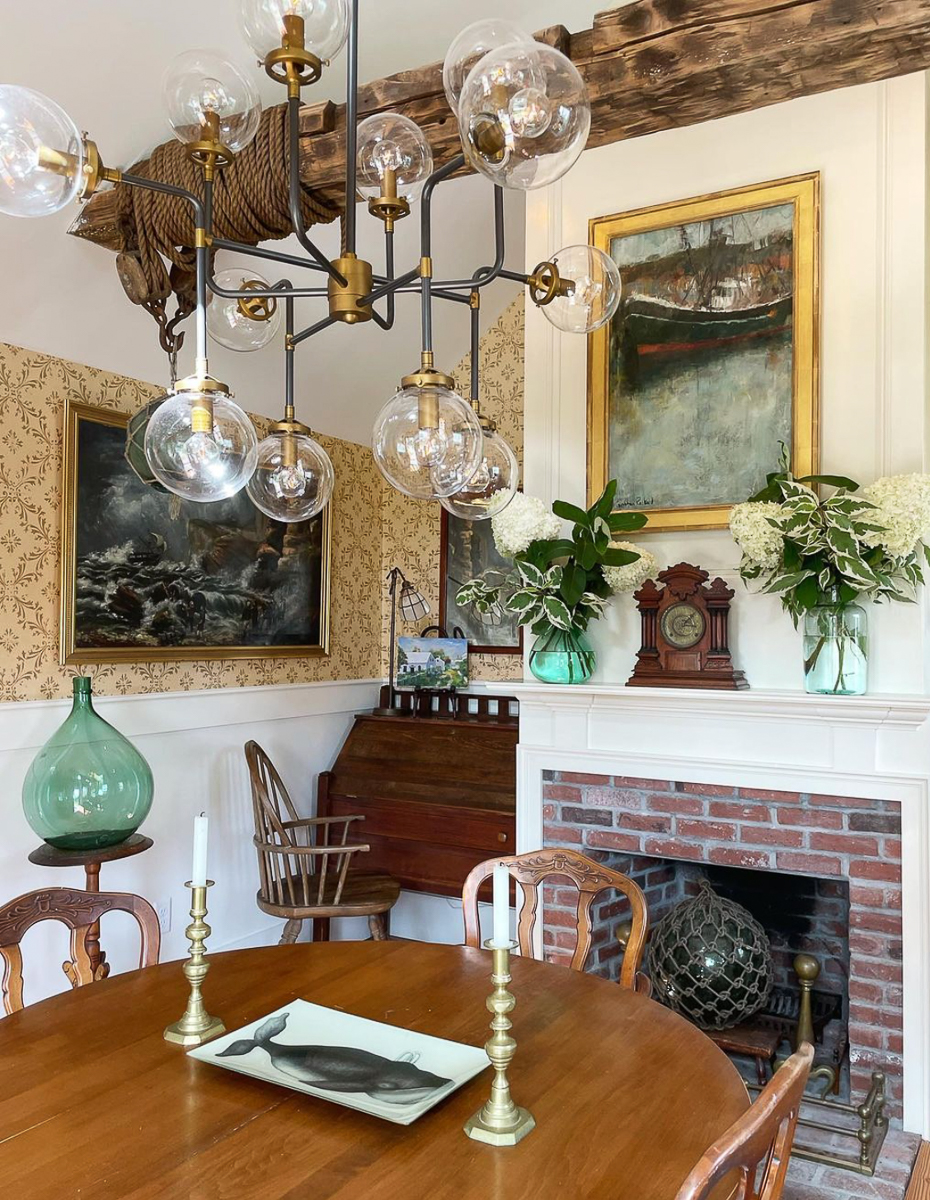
[802,600,868,696]
[22,676,154,850]
[528,625,596,685]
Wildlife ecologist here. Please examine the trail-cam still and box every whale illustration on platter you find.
[189,998,489,1125]
[217,1011,452,1104]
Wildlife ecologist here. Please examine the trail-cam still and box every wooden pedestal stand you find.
[28,834,154,984]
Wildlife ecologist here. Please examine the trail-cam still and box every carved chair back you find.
[675,1044,814,1200]
[245,740,370,913]
[0,887,160,1014]
[461,847,649,991]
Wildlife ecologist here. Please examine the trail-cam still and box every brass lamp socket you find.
[526,261,575,308]
[400,365,455,391]
[328,254,373,324]
[470,114,507,165]
[236,283,278,323]
[191,396,214,434]
[264,14,323,91]
[185,111,233,173]
[176,374,230,397]
[367,195,410,232]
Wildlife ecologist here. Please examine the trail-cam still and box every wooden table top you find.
[0,941,749,1199]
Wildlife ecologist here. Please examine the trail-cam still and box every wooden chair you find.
[0,887,160,1014]
[675,1044,814,1200]
[245,740,400,944]
[461,847,650,992]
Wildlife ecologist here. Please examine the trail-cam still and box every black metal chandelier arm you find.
[290,312,338,347]
[470,290,480,403]
[393,182,507,294]
[210,237,329,275]
[118,171,206,227]
[369,227,397,329]
[287,94,347,287]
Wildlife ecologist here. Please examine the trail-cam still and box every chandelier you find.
[0,3,622,522]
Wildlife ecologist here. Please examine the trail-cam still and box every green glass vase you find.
[528,625,596,685]
[22,676,154,850]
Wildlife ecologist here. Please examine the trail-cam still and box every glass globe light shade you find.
[0,85,84,217]
[207,270,281,351]
[442,19,536,112]
[372,384,483,500]
[143,385,259,502]
[162,50,261,154]
[247,427,334,522]
[439,427,519,520]
[541,244,622,333]
[458,42,590,191]
[238,0,349,62]
[355,113,433,204]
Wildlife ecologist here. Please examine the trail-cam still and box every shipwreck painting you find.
[61,401,330,663]
[189,999,488,1125]
[588,174,820,532]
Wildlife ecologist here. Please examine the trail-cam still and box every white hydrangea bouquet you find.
[730,445,930,621]
[456,481,657,640]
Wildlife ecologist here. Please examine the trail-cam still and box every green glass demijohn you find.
[22,676,154,850]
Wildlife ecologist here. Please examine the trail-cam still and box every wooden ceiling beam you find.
[69,0,930,253]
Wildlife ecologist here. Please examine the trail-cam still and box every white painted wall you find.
[524,75,930,694]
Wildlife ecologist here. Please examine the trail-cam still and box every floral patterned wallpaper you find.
[0,341,382,701]
[380,294,525,684]
[0,294,524,703]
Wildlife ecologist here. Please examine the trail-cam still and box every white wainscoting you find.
[511,681,930,1136]
[1,679,379,1009]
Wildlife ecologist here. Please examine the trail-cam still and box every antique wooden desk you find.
[317,691,518,898]
[0,941,748,1198]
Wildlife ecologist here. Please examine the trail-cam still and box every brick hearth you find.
[541,772,904,1117]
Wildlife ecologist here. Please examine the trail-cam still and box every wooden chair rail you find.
[675,1044,814,1200]
[0,887,160,1014]
[461,847,649,992]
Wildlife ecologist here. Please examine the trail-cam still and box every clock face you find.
[661,602,706,650]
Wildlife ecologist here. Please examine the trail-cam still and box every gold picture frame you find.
[61,401,331,663]
[588,173,820,532]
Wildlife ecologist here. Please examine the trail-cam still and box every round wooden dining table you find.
[0,940,749,1199]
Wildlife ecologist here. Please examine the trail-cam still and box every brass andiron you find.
[464,941,535,1146]
[163,881,226,1047]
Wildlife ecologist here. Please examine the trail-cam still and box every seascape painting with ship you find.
[67,408,328,656]
[589,177,819,530]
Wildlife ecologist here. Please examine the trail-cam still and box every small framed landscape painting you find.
[395,636,469,690]
[439,509,522,654]
[188,999,489,1126]
[61,401,331,663]
[588,173,820,532]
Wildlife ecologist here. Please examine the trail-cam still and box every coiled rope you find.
[114,103,340,344]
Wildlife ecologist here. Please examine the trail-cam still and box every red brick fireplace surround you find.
[541,772,904,1115]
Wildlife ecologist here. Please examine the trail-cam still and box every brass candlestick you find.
[464,941,535,1146]
[163,881,226,1047]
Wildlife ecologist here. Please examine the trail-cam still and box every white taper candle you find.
[491,863,509,948]
[191,813,208,887]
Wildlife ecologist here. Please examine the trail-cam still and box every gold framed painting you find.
[588,173,820,532]
[60,401,331,664]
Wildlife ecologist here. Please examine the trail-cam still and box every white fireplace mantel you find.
[512,681,930,1136]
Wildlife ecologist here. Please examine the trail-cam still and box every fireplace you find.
[540,771,904,1115]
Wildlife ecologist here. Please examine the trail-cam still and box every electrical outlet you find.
[155,896,171,933]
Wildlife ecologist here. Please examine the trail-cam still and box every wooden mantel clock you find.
[627,562,748,690]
